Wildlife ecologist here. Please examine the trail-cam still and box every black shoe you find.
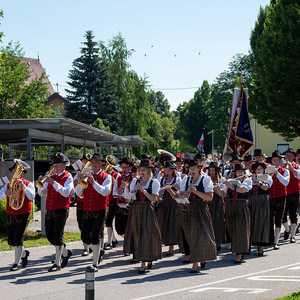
[234,260,245,264]
[147,262,153,270]
[137,268,146,274]
[200,262,206,269]
[89,247,93,253]
[112,240,118,247]
[10,264,19,271]
[183,258,191,264]
[92,265,98,272]
[217,246,221,252]
[82,249,89,256]
[165,252,173,257]
[104,243,112,250]
[130,259,138,264]
[48,264,61,272]
[21,250,30,268]
[61,249,72,268]
[258,251,264,257]
[284,231,290,240]
[296,224,300,235]
[290,237,296,243]
[190,267,200,273]
[98,249,105,264]
[274,244,279,250]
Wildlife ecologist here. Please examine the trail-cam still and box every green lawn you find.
[0,230,81,251]
[275,293,300,300]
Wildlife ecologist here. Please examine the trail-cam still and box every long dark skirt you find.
[130,202,162,262]
[115,207,129,236]
[226,199,251,254]
[123,207,133,254]
[187,199,217,262]
[208,193,226,246]
[175,203,189,254]
[157,195,178,245]
[249,194,272,246]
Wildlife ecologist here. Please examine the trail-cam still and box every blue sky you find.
[1,0,270,110]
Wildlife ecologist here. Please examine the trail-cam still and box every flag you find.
[197,133,204,152]
[225,86,253,158]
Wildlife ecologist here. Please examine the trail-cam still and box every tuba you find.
[104,155,119,173]
[9,159,30,210]
[132,155,140,166]
[35,165,55,189]
[157,149,176,165]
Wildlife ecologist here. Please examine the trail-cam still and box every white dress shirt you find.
[0,180,35,201]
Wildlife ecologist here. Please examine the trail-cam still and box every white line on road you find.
[132,262,300,300]
[190,287,269,294]
[248,276,300,282]
[289,266,300,270]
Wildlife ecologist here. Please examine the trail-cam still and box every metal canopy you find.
[0,118,145,160]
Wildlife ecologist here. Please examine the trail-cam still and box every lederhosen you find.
[125,179,162,261]
[283,163,300,225]
[208,184,226,246]
[45,172,70,246]
[76,191,84,232]
[249,184,273,246]
[115,173,130,236]
[6,179,31,246]
[157,177,178,246]
[269,167,287,228]
[226,182,251,254]
[105,170,119,228]
[186,176,217,262]
[81,172,109,245]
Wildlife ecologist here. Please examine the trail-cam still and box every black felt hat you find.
[119,157,133,166]
[51,152,69,164]
[8,163,27,174]
[189,159,203,167]
[251,162,267,171]
[230,155,243,162]
[208,162,221,170]
[254,148,264,157]
[91,153,105,162]
[271,150,283,159]
[138,159,153,168]
[282,148,296,156]
[164,161,176,169]
[244,154,253,162]
[233,163,246,172]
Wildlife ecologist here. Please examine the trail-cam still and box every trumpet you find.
[78,160,92,189]
[35,165,55,189]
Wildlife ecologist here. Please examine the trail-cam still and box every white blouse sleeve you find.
[203,176,214,193]
[241,178,252,192]
[151,179,160,195]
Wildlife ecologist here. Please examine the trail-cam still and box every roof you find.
[46,92,68,104]
[22,57,55,94]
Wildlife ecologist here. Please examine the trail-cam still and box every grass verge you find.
[275,292,300,300]
[0,230,81,251]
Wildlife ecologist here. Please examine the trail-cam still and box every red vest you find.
[286,162,300,195]
[269,167,287,199]
[6,179,32,215]
[83,171,110,211]
[116,173,130,204]
[46,171,71,210]
[108,170,119,201]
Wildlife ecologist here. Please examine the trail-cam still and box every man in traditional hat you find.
[37,152,74,272]
[75,153,112,271]
[224,154,243,179]
[253,148,268,165]
[269,150,290,249]
[281,148,300,242]
[244,154,254,176]
[0,161,34,271]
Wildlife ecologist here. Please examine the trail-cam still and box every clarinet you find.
[182,174,194,212]
[128,175,143,208]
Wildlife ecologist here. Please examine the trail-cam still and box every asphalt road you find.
[1,208,300,300]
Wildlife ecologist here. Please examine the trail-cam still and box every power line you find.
[152,86,200,91]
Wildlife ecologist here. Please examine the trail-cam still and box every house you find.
[22,57,68,116]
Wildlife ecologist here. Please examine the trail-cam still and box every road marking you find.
[248,275,300,282]
[132,262,300,300]
[289,266,300,270]
[190,287,269,294]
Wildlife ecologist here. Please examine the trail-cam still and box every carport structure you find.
[0,118,145,160]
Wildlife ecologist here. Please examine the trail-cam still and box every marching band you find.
[1,147,300,275]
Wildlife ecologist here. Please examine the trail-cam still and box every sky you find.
[1,0,270,111]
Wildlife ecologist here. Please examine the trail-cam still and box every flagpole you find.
[211,130,214,155]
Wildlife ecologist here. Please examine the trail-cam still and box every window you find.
[276,143,290,154]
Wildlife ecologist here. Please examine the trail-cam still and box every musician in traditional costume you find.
[224,163,252,263]
[253,148,268,166]
[75,153,112,271]
[157,161,180,256]
[281,148,300,243]
[296,149,300,165]
[250,162,273,256]
[0,161,34,271]
[207,162,226,252]
[37,153,73,272]
[269,151,290,250]
[113,157,133,238]
[224,154,243,179]
[244,154,254,176]
[127,159,162,274]
[104,157,120,250]
[73,154,92,256]
[179,160,216,273]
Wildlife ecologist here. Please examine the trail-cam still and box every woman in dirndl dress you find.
[224,163,252,264]
[249,162,273,256]
[179,159,217,273]
[157,161,180,256]
[207,162,226,252]
[128,159,162,273]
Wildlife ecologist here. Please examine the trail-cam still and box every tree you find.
[250,0,300,139]
[148,90,171,118]
[0,42,60,119]
[66,31,119,131]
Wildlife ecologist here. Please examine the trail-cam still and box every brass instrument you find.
[132,155,140,166]
[104,155,119,173]
[157,149,176,165]
[9,159,30,210]
[35,165,55,189]
[78,160,92,189]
